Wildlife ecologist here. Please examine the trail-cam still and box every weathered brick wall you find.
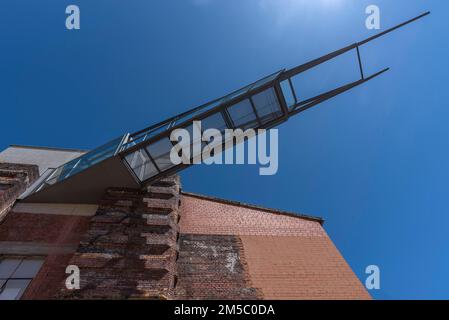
[60,176,181,299]
[0,211,90,299]
[0,212,89,244]
[175,234,261,300]
[179,193,324,236]
[0,163,39,220]
[22,254,74,300]
[178,193,370,300]
[0,172,369,300]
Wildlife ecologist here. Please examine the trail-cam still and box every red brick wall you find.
[60,177,181,300]
[0,212,89,244]
[240,236,371,300]
[178,194,370,300]
[0,211,90,299]
[179,194,324,236]
[1,176,182,300]
[21,254,74,300]
[0,183,369,300]
[0,161,91,299]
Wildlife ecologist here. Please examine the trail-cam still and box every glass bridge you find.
[23,12,429,203]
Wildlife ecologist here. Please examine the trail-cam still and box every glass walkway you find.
[24,12,429,203]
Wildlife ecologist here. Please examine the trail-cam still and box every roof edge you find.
[8,145,88,153]
[181,191,324,225]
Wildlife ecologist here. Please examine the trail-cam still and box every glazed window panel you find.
[146,137,177,171]
[252,88,283,124]
[227,99,259,130]
[0,258,44,300]
[124,149,158,181]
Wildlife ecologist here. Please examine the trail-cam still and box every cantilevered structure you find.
[22,12,430,204]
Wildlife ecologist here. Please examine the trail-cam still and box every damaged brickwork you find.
[59,176,181,299]
[0,163,39,220]
[175,234,262,300]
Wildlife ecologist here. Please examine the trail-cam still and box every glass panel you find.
[249,70,283,92]
[182,123,199,144]
[146,138,176,171]
[45,136,124,186]
[0,279,31,300]
[12,259,43,279]
[280,80,296,108]
[188,103,221,119]
[44,166,64,186]
[164,99,224,131]
[172,121,212,162]
[124,71,283,157]
[63,137,122,176]
[132,96,232,145]
[200,112,229,155]
[227,99,259,130]
[147,124,168,137]
[177,122,205,163]
[122,134,146,150]
[0,259,21,279]
[252,87,283,124]
[184,122,204,148]
[212,70,282,107]
[19,168,55,199]
[124,149,158,181]
[201,112,228,133]
[219,86,251,105]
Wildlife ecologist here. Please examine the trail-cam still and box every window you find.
[280,80,296,109]
[0,257,44,300]
[180,122,207,163]
[227,99,259,130]
[251,87,283,124]
[146,137,176,171]
[124,149,158,182]
[201,112,228,133]
[44,136,124,186]
[248,70,282,92]
[200,112,230,157]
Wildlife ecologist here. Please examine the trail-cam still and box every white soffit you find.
[0,145,86,175]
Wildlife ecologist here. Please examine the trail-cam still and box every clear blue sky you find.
[0,1,446,299]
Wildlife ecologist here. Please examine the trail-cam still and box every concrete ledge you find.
[12,202,98,216]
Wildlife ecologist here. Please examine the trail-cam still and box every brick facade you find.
[0,212,89,244]
[59,176,181,299]
[240,236,371,299]
[0,211,90,299]
[178,193,371,300]
[175,234,261,300]
[0,166,369,300]
[179,193,325,237]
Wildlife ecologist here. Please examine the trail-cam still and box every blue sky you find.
[0,1,447,299]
